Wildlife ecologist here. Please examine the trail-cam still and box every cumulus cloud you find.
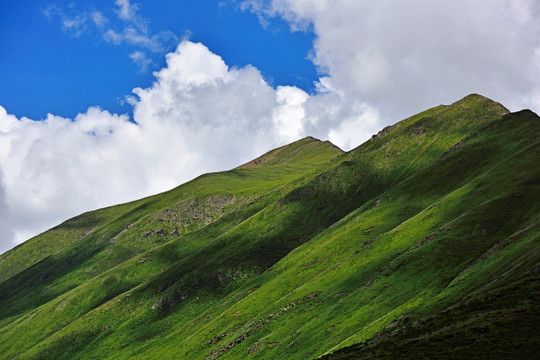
[273,86,309,143]
[5,1,539,254]
[244,0,540,119]
[327,104,379,151]
[0,105,143,252]
[0,41,314,253]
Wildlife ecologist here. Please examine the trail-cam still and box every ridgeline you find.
[0,94,538,359]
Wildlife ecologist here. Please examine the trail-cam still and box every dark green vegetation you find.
[0,94,538,359]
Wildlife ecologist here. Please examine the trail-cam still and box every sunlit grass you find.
[0,95,538,360]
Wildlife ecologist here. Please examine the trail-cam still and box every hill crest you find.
[236,136,343,169]
[0,94,537,360]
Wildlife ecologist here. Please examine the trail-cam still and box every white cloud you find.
[115,0,139,22]
[45,1,177,70]
[328,105,379,151]
[103,29,123,45]
[0,41,317,254]
[244,0,540,119]
[44,4,88,37]
[0,105,143,253]
[91,11,108,28]
[114,0,149,34]
[103,0,178,64]
[273,86,309,143]
[130,42,289,190]
[0,167,14,250]
[103,27,174,53]
[61,15,87,36]
[7,1,540,255]
[129,51,152,72]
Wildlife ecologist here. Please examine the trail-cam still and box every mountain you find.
[0,94,538,359]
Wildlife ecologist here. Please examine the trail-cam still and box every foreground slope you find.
[0,94,538,359]
[0,137,342,350]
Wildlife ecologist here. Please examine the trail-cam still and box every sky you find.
[0,0,539,254]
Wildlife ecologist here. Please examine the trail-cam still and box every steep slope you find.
[0,137,342,337]
[0,94,538,360]
[320,110,540,360]
[0,136,341,283]
[237,136,341,169]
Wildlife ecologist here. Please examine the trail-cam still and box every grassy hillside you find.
[0,137,342,331]
[0,94,538,359]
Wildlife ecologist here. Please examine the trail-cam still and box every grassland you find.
[0,94,537,359]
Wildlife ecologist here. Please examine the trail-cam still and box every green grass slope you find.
[0,137,342,337]
[0,94,538,360]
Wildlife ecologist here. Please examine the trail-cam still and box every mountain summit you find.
[237,136,342,169]
[0,95,538,359]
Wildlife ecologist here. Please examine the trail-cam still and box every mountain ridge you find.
[0,135,342,284]
[236,136,343,169]
[0,94,538,359]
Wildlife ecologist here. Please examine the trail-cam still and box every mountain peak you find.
[236,136,343,169]
[451,93,510,115]
[1,95,537,360]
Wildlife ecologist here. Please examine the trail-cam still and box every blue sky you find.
[0,0,317,119]
[1,0,539,254]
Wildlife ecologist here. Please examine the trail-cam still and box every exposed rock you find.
[411,127,427,137]
[371,124,399,141]
[151,289,187,312]
[153,195,236,234]
[246,340,263,355]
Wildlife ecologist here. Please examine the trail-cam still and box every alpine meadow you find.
[0,94,538,359]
